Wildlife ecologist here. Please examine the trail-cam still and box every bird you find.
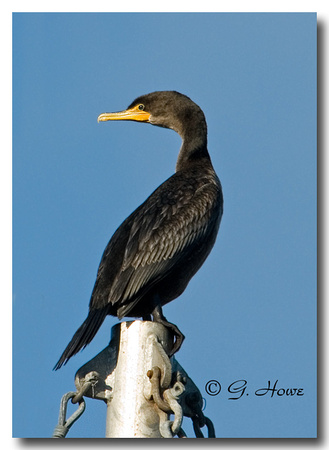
[54,91,223,370]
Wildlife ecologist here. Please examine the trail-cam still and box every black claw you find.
[168,330,185,357]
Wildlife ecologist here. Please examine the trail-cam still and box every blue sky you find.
[13,12,316,438]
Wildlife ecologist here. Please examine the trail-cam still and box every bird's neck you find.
[175,124,210,172]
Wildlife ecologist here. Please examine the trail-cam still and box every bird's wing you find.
[103,176,221,311]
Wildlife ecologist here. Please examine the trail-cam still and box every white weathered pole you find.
[105,321,173,437]
[74,320,212,438]
[75,320,175,438]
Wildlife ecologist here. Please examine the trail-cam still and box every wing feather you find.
[107,176,221,307]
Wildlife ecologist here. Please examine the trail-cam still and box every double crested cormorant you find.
[54,91,223,370]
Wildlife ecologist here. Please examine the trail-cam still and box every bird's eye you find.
[138,104,145,110]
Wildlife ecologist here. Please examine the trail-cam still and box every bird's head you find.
[97,91,206,138]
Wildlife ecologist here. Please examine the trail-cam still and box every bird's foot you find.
[151,304,185,356]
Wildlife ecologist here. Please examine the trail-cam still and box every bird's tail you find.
[53,308,108,370]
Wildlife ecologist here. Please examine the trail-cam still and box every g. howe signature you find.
[205,379,304,399]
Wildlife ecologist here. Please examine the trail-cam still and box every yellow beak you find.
[98,104,151,123]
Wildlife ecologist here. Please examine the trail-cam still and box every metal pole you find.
[75,320,174,438]
[105,321,172,437]
[73,320,214,438]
